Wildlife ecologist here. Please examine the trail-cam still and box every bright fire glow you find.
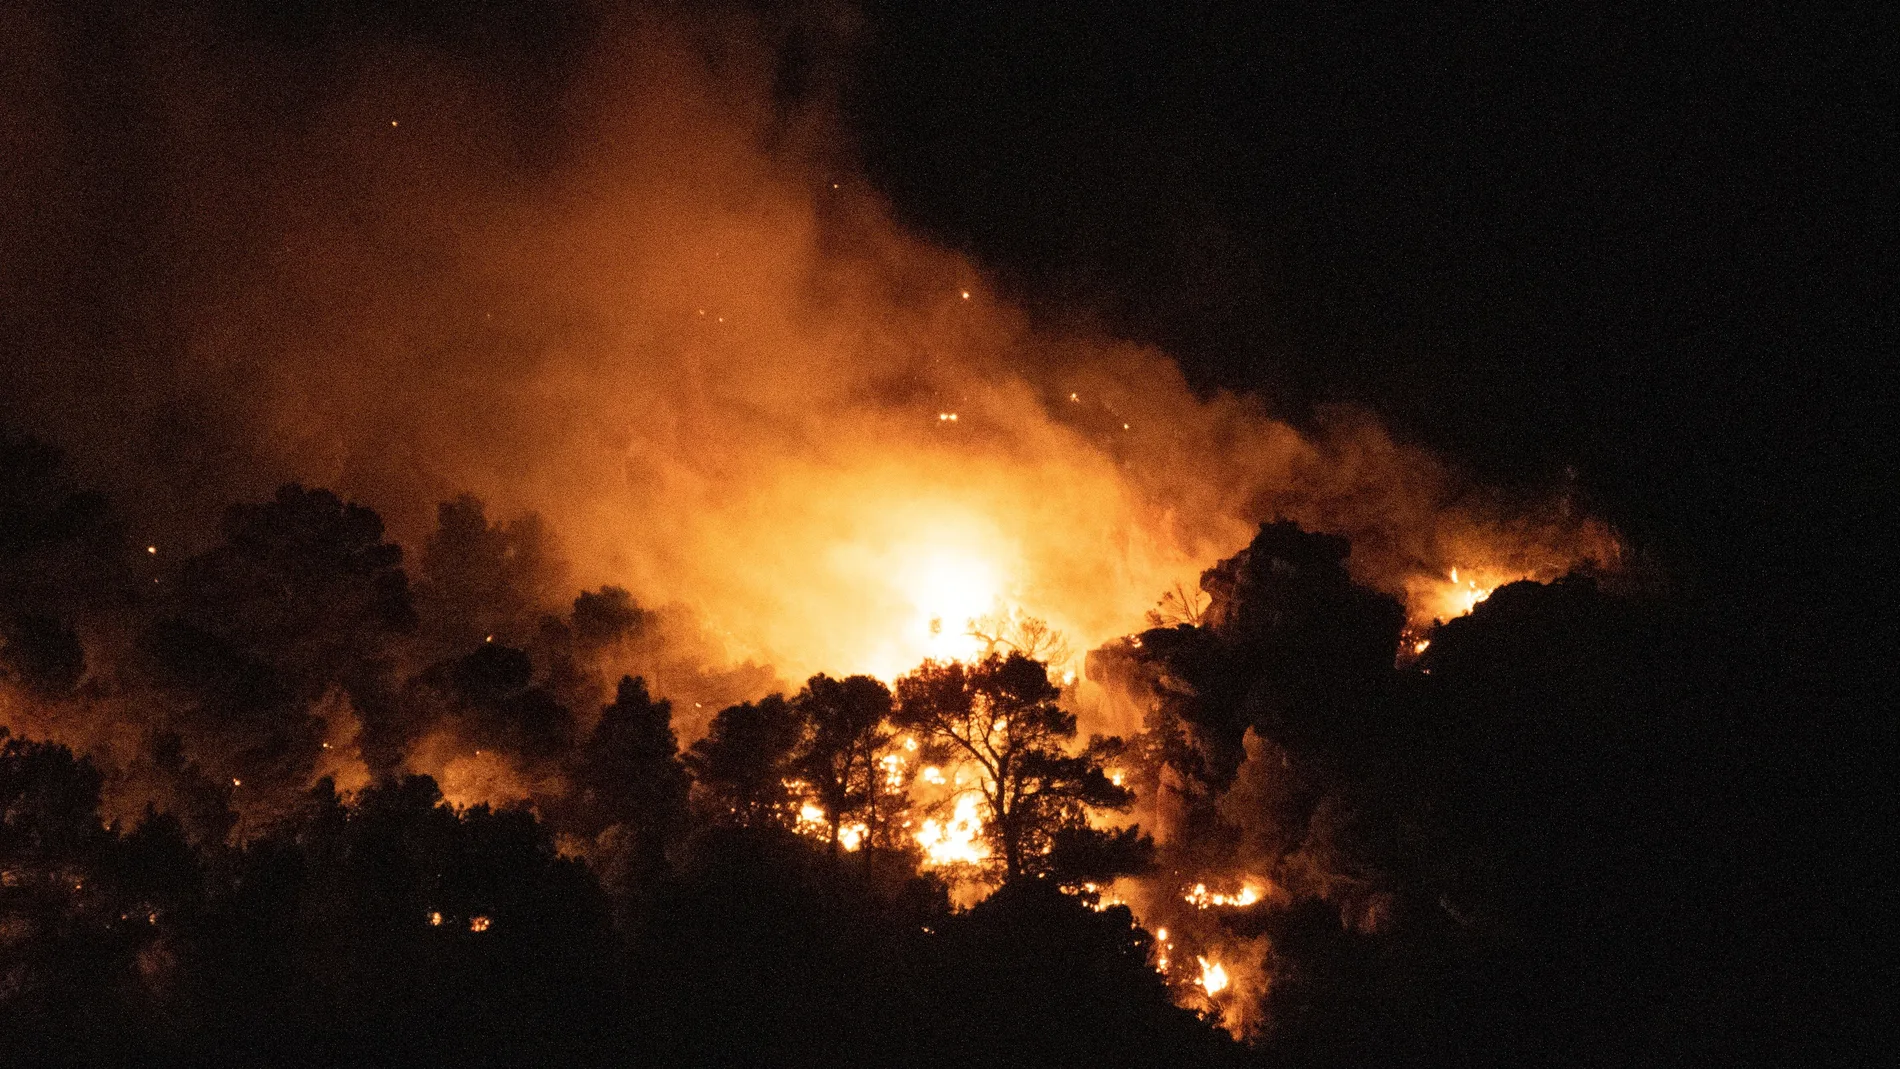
[797,802,827,830]
[902,548,1001,663]
[803,504,1033,681]
[1185,880,1264,909]
[1198,956,1229,995]
[1071,881,1126,912]
[1410,566,1505,625]
[880,753,906,789]
[838,822,868,851]
[793,801,866,850]
[916,793,989,867]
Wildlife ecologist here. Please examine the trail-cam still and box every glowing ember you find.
[469,915,491,932]
[916,793,989,866]
[1074,881,1125,911]
[1184,880,1264,908]
[1198,956,1229,995]
[427,911,443,927]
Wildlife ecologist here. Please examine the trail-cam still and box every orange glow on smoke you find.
[45,14,1617,738]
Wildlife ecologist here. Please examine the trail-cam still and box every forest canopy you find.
[0,429,1754,1067]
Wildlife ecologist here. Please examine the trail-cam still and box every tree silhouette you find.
[684,695,804,829]
[0,431,125,707]
[405,643,577,767]
[788,673,897,851]
[568,675,690,886]
[415,495,563,653]
[144,484,416,797]
[895,652,1138,880]
[0,429,126,617]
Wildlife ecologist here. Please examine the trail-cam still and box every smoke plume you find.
[2,3,1615,731]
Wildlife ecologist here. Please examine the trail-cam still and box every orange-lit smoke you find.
[1,9,1616,721]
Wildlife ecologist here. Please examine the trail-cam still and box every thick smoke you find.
[2,4,1613,744]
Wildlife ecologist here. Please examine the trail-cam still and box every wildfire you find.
[1184,880,1265,909]
[1197,956,1229,996]
[791,800,869,850]
[812,508,1030,681]
[1410,565,1504,625]
[1447,567,1497,615]
[1071,881,1126,912]
[916,793,989,867]
[797,802,828,831]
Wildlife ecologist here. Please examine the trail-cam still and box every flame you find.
[1184,880,1265,908]
[880,753,906,789]
[916,793,989,867]
[1197,956,1229,995]
[797,802,828,830]
[469,915,491,933]
[805,506,1028,680]
[1409,565,1507,625]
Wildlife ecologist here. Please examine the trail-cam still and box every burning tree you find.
[788,673,900,851]
[894,652,1143,882]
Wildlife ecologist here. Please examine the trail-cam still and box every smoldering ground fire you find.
[1,4,1644,1061]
